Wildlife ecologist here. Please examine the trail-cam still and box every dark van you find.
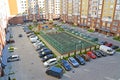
[46,66,63,79]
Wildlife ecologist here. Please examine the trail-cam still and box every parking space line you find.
[104,77,116,80]
[83,69,90,72]
[64,74,71,78]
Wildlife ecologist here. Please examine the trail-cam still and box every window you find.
[107,23,111,27]
[113,22,118,26]
[112,27,117,31]
[103,22,105,26]
[117,0,120,4]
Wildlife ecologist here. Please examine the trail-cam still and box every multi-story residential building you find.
[67,0,73,23]
[80,0,89,27]
[6,0,60,24]
[60,0,120,36]
[53,0,60,20]
[113,0,120,36]
[60,0,68,22]
[0,0,8,77]
[72,0,80,25]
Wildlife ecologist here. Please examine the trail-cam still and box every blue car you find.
[60,59,72,71]
[68,57,79,67]
[74,55,85,65]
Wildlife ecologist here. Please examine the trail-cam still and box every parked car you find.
[7,55,20,62]
[29,35,38,43]
[39,47,48,52]
[105,43,113,47]
[98,41,108,45]
[43,58,57,67]
[41,54,54,62]
[92,50,102,57]
[60,59,72,71]
[96,50,107,56]
[99,45,115,55]
[81,54,91,61]
[46,66,63,79]
[111,45,119,50]
[27,32,34,37]
[74,55,85,65]
[39,49,52,58]
[33,41,44,48]
[18,34,22,37]
[36,45,45,51]
[68,57,79,67]
[6,39,15,44]
[87,51,96,59]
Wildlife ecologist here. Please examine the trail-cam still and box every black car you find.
[41,54,54,62]
[36,45,45,51]
[60,59,72,71]
[96,50,107,57]
[39,49,52,58]
[74,55,85,65]
[92,50,102,57]
[111,45,119,50]
[18,34,22,37]
[81,54,91,61]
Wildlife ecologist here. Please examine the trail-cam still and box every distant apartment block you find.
[6,0,60,24]
[60,0,120,36]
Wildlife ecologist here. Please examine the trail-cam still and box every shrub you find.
[113,36,120,41]
[88,29,94,32]
[8,46,14,52]
[116,48,120,52]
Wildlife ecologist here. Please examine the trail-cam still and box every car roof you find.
[69,57,75,60]
[48,66,63,73]
[11,55,19,57]
[47,58,57,62]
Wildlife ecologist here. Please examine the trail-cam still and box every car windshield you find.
[107,49,113,52]
[71,59,76,63]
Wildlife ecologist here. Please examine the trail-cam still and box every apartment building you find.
[0,0,8,77]
[60,0,68,22]
[60,0,120,36]
[6,0,60,24]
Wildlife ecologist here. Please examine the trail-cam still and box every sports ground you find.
[40,31,96,55]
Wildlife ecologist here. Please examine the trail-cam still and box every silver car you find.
[7,55,20,62]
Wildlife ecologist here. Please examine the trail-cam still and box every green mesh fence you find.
[40,31,95,54]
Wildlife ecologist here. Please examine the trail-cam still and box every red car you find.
[87,51,96,59]
[105,43,113,47]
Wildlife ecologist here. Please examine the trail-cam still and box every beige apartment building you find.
[7,0,60,24]
[60,0,120,36]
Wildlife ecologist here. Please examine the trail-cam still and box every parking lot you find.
[3,24,120,80]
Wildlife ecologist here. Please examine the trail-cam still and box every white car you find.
[43,58,57,67]
[29,35,38,43]
[33,41,44,48]
[7,55,20,62]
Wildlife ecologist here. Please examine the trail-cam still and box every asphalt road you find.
[4,24,120,80]
[8,26,57,80]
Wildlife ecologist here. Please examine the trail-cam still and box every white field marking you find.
[64,74,71,78]
[83,69,90,72]
[104,77,116,80]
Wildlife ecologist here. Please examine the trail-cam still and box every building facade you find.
[60,0,120,36]
[0,0,8,77]
[7,0,60,23]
